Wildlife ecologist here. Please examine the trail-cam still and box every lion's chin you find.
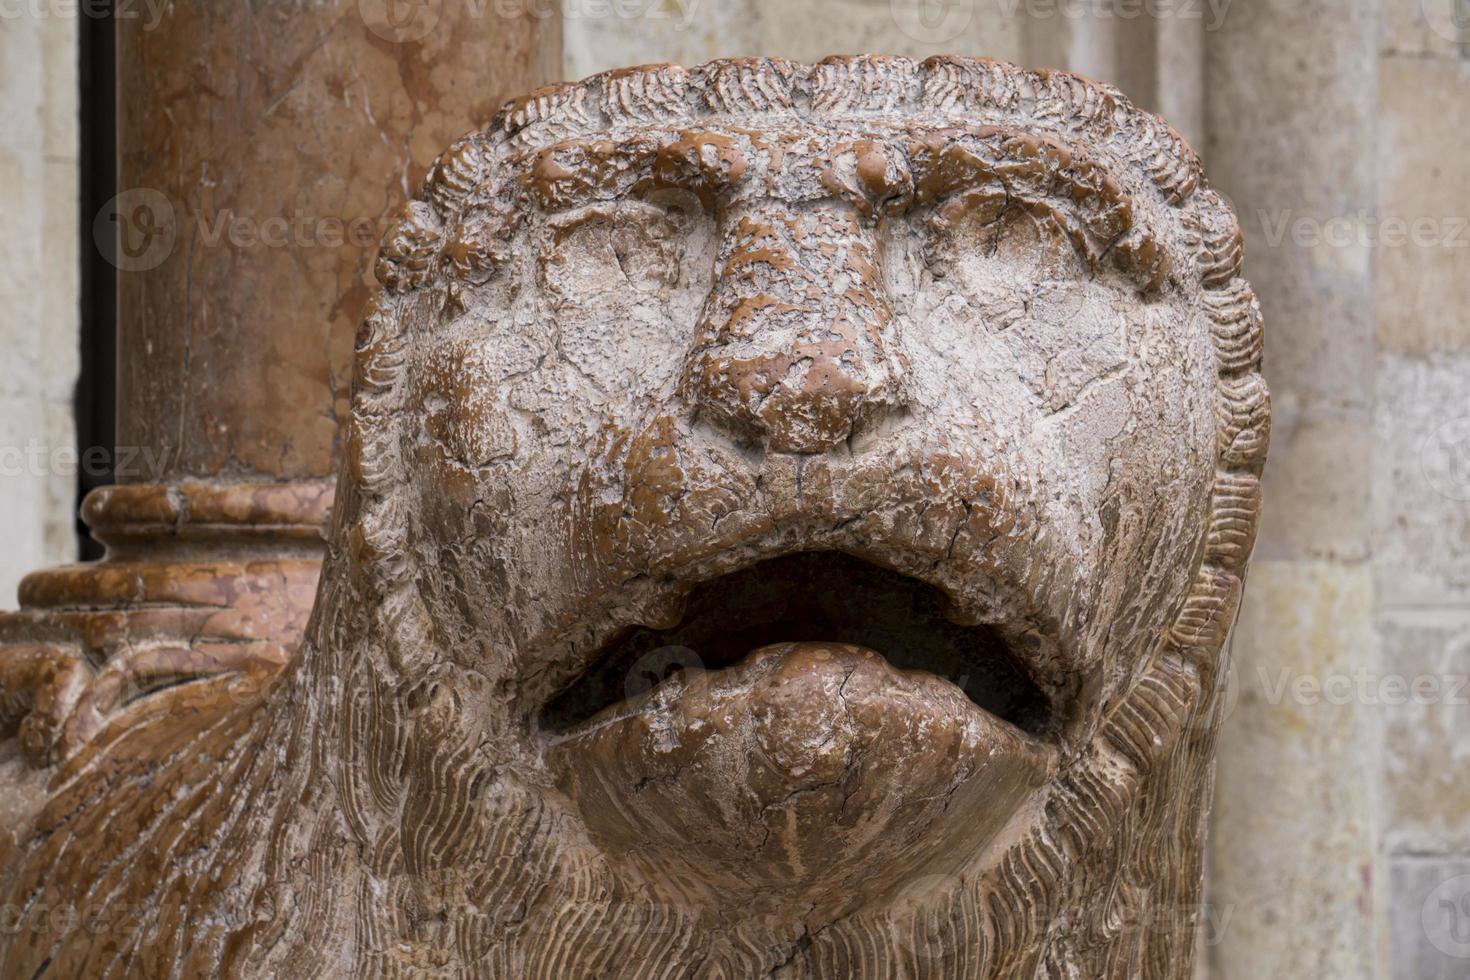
[546,641,1054,918]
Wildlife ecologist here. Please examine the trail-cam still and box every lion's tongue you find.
[545,642,1052,913]
[551,640,1034,756]
[562,640,965,737]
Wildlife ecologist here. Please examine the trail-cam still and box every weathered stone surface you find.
[0,56,1264,977]
[1375,55,1470,358]
[0,11,78,609]
[1374,354,1470,608]
[1209,559,1379,979]
[1253,412,1370,562]
[1205,13,1375,569]
[1203,0,1377,540]
[1378,610,1470,857]
[0,482,332,768]
[564,0,1026,80]
[1381,0,1470,57]
[1202,6,1383,977]
[1389,857,1470,980]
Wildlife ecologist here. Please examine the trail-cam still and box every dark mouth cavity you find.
[539,552,1056,738]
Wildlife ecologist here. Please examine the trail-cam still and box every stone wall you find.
[0,13,79,609]
[1202,0,1383,975]
[1203,1,1470,977]
[1373,3,1470,977]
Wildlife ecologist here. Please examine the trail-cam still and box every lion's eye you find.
[607,211,681,291]
[917,195,1132,414]
[541,204,682,301]
[523,201,716,398]
[923,193,1092,287]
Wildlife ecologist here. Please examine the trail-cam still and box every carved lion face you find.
[345,55,1266,975]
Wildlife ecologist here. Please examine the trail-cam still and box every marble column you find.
[0,3,560,783]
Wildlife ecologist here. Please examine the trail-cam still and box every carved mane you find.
[357,53,1264,712]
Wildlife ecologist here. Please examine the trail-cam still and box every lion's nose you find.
[683,202,907,455]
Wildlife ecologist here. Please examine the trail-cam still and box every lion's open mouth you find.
[539,551,1058,738]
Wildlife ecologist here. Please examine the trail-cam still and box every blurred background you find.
[1,0,1466,976]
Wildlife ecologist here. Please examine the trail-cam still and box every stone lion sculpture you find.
[0,55,1266,977]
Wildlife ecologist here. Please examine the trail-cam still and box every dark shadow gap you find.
[541,551,1054,738]
[76,2,117,561]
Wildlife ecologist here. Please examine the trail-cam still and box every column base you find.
[0,481,331,767]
